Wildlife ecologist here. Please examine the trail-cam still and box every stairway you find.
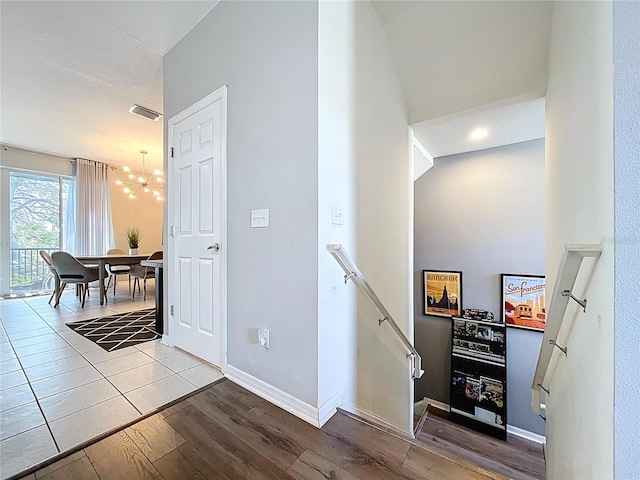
[414,405,546,480]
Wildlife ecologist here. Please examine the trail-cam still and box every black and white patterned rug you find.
[66,309,160,352]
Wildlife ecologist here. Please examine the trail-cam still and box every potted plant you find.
[125,227,142,255]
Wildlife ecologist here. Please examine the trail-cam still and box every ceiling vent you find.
[128,104,163,121]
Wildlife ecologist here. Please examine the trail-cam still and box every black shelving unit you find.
[449,316,507,440]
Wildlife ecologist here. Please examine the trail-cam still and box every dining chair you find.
[130,251,163,301]
[104,248,132,295]
[51,251,105,308]
[39,250,59,305]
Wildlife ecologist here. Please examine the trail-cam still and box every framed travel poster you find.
[423,270,462,317]
[501,274,546,331]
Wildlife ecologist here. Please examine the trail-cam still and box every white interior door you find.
[168,87,226,368]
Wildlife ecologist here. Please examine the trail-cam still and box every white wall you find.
[412,134,433,182]
[166,0,412,432]
[109,168,163,255]
[0,148,73,176]
[317,0,356,420]
[164,1,320,406]
[319,0,413,434]
[613,2,640,477]
[414,140,546,436]
[544,2,614,478]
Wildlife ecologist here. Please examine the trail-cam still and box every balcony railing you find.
[9,247,57,293]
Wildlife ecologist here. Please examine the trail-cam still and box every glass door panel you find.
[8,172,72,294]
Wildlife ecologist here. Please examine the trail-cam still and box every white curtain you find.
[73,159,114,255]
[63,177,76,253]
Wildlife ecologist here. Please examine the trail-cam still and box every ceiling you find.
[373,0,553,158]
[412,96,545,159]
[1,1,552,170]
[0,1,219,172]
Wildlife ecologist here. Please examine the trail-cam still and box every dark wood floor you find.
[17,379,513,480]
[414,407,546,480]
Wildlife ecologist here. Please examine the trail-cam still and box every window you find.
[6,171,74,294]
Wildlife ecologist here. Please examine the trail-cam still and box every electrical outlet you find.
[258,328,270,349]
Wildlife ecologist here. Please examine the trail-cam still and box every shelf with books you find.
[450,407,506,431]
[450,316,507,440]
[452,351,505,367]
[457,316,506,328]
[453,317,506,342]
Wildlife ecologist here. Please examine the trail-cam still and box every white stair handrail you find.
[531,244,602,414]
[327,244,424,380]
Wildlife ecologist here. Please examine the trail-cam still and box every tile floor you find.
[0,282,223,479]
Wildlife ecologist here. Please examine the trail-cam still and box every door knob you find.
[207,243,221,252]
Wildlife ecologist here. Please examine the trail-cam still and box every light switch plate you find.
[331,204,344,225]
[251,209,269,228]
[258,328,270,349]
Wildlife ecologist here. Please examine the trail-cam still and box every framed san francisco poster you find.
[423,270,462,317]
[501,274,546,331]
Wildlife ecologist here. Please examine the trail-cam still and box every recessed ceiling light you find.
[128,104,163,122]
[469,128,489,140]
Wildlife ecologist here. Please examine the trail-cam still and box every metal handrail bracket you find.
[531,244,602,414]
[326,244,424,380]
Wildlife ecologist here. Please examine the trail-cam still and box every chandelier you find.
[115,150,163,201]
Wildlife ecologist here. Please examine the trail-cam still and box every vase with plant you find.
[125,227,142,255]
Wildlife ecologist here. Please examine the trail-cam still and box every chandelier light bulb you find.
[117,149,164,201]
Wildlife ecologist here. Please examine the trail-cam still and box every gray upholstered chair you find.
[130,250,163,301]
[51,251,104,308]
[105,248,132,295]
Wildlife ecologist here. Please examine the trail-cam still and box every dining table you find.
[76,253,151,306]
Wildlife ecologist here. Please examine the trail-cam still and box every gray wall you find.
[614,2,640,476]
[164,1,320,405]
[414,139,545,435]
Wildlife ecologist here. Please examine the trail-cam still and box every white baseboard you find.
[423,398,545,444]
[225,364,341,428]
[414,399,428,416]
[415,397,450,417]
[424,397,451,412]
[506,424,546,444]
[341,401,414,438]
[318,390,343,427]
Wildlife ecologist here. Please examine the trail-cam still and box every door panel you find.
[179,165,193,235]
[198,259,214,335]
[198,159,214,233]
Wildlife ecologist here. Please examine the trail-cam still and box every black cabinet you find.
[449,316,507,440]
